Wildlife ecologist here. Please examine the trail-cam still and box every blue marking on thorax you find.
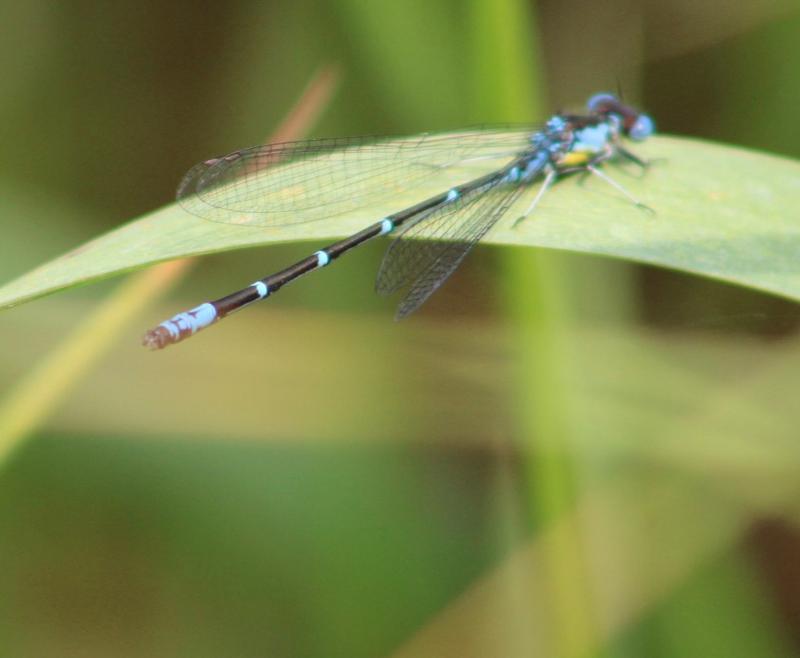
[505,166,521,183]
[546,116,566,133]
[446,189,460,202]
[530,131,547,148]
[571,123,611,153]
[521,150,550,181]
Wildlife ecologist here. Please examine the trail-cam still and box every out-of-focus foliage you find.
[1,1,799,658]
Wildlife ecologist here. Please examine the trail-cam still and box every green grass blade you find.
[1,135,799,310]
[0,261,190,468]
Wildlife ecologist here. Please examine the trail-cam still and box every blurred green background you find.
[2,1,800,657]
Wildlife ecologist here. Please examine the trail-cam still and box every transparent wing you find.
[375,178,527,319]
[177,129,533,226]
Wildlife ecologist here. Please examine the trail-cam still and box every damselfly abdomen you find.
[143,93,654,350]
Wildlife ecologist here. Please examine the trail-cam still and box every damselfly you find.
[143,93,654,349]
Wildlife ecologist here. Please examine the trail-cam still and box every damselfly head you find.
[586,92,655,142]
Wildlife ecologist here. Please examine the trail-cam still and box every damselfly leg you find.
[511,168,557,229]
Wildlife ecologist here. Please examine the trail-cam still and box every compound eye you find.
[629,114,655,141]
[587,92,618,112]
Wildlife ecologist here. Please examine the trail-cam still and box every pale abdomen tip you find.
[142,326,174,350]
[142,303,218,350]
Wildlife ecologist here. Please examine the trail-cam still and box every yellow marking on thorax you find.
[559,150,593,167]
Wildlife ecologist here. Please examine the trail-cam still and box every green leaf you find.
[1,134,799,310]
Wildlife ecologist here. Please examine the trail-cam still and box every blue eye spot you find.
[630,114,654,140]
